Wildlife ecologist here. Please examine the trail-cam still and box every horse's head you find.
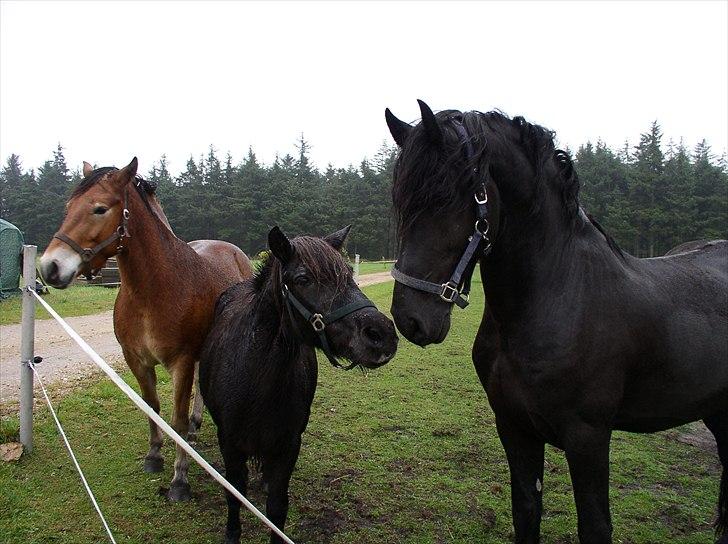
[386,100,577,345]
[267,225,398,369]
[40,158,139,288]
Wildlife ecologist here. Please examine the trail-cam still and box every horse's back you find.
[664,238,727,260]
[188,239,253,282]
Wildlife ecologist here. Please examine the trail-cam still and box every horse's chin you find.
[392,306,451,347]
[357,350,396,369]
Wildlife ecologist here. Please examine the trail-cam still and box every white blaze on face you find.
[40,245,82,287]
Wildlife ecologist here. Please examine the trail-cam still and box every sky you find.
[1,1,726,176]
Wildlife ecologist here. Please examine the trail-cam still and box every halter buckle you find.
[80,248,95,263]
[474,188,488,205]
[310,314,326,332]
[440,282,460,303]
[123,208,130,220]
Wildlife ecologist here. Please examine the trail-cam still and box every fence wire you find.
[28,360,117,543]
[29,287,295,544]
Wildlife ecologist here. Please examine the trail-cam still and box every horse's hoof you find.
[167,481,192,502]
[143,456,164,473]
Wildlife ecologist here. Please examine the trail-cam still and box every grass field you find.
[0,281,721,543]
[0,285,119,326]
[357,261,393,275]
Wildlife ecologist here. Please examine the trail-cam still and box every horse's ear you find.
[417,99,442,146]
[268,226,294,263]
[116,157,138,186]
[82,161,94,178]
[385,108,412,147]
[323,225,351,251]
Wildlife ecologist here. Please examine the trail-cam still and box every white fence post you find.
[20,244,37,452]
[354,254,360,282]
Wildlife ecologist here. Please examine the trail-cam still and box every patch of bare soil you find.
[668,422,718,456]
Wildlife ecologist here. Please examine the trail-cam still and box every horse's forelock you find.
[391,109,581,231]
[70,166,157,199]
[392,109,499,234]
[70,167,119,198]
[254,236,352,301]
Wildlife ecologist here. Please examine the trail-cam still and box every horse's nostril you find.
[45,260,60,283]
[363,325,383,344]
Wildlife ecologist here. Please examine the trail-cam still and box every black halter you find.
[53,186,131,266]
[281,283,376,370]
[391,120,493,309]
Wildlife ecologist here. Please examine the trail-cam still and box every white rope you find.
[30,288,296,544]
[28,360,117,544]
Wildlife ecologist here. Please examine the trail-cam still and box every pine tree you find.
[692,140,728,240]
[631,122,664,256]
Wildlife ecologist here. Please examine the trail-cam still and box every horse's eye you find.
[294,274,310,286]
[93,206,108,215]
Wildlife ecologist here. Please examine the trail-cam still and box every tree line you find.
[0,123,726,260]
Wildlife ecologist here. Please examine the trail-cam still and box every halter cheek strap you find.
[282,283,376,370]
[53,189,131,265]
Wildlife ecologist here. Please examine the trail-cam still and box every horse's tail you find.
[717,466,727,539]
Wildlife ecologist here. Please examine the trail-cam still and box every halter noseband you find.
[53,186,131,267]
[281,282,376,370]
[391,120,493,309]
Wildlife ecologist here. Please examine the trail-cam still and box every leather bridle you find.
[53,187,131,267]
[282,282,376,370]
[390,120,493,309]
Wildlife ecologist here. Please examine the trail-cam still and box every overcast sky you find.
[1,1,726,176]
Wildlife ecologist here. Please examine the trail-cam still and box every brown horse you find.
[40,158,253,501]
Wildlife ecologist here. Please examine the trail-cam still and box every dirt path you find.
[0,272,393,413]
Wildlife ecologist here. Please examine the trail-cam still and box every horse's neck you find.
[481,208,626,324]
[248,286,306,372]
[116,189,191,292]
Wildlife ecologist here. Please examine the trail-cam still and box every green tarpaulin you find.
[0,218,24,298]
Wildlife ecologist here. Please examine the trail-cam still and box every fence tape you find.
[29,360,117,543]
[29,288,295,544]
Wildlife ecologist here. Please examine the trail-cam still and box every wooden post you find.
[20,245,37,452]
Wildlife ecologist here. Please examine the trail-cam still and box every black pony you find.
[200,226,398,544]
[385,100,728,543]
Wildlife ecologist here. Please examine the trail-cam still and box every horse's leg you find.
[167,358,195,501]
[495,415,545,544]
[704,414,728,544]
[220,429,248,544]
[188,360,204,442]
[564,426,613,544]
[263,439,301,544]
[126,350,164,473]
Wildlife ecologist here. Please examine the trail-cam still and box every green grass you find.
[0,285,119,326]
[357,261,393,275]
[0,282,721,543]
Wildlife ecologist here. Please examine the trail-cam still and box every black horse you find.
[385,100,728,543]
[200,226,398,544]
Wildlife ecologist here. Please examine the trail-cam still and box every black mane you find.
[71,166,157,199]
[391,110,580,232]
